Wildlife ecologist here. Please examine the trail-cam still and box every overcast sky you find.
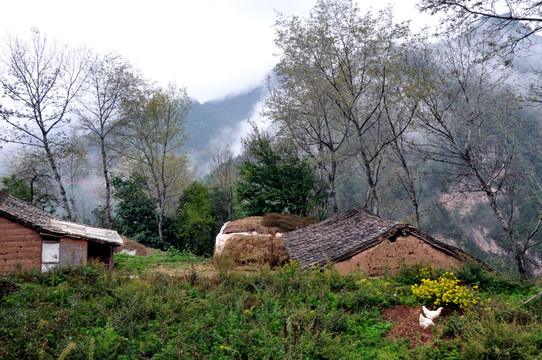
[0,0,437,103]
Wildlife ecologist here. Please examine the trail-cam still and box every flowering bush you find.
[411,271,489,310]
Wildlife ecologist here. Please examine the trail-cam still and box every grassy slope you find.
[0,255,541,360]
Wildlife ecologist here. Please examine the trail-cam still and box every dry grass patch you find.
[224,216,279,235]
[217,234,289,267]
[117,236,162,256]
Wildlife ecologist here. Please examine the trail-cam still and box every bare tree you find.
[413,33,542,278]
[123,83,192,240]
[382,78,425,228]
[208,145,237,221]
[419,0,542,42]
[77,53,142,227]
[0,30,89,220]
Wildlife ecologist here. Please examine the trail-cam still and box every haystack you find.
[116,236,161,256]
[214,213,318,267]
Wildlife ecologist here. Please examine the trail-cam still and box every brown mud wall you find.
[334,235,462,275]
[0,217,42,272]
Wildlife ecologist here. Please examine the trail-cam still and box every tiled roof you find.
[0,190,122,246]
[282,206,486,268]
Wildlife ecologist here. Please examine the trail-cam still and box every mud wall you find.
[0,217,42,272]
[334,235,463,275]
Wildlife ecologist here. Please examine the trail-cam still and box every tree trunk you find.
[395,140,421,229]
[158,196,165,240]
[228,183,234,221]
[43,137,72,220]
[329,160,338,215]
[101,139,113,228]
[483,185,530,279]
[361,148,379,215]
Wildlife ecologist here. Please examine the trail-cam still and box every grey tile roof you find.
[0,190,122,246]
[282,206,486,269]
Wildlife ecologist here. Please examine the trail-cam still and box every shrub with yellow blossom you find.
[411,271,489,310]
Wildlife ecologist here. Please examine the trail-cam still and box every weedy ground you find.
[0,255,541,360]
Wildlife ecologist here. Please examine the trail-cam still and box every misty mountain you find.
[183,85,265,175]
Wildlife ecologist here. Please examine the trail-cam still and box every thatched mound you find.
[214,213,318,267]
[116,236,161,256]
[219,234,289,266]
[224,216,280,235]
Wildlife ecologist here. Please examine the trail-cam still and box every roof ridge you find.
[282,207,486,269]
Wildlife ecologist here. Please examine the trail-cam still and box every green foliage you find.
[412,340,462,360]
[2,174,32,201]
[209,185,236,229]
[0,262,408,359]
[458,313,542,360]
[111,173,161,248]
[1,174,56,211]
[454,262,534,296]
[114,250,207,274]
[236,129,326,216]
[1,262,540,359]
[175,181,215,256]
[395,263,438,285]
[261,212,319,232]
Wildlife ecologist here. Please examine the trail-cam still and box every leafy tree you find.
[236,127,325,217]
[3,146,57,211]
[111,173,161,249]
[0,30,89,220]
[269,0,411,215]
[175,181,214,256]
[1,175,56,211]
[123,83,192,240]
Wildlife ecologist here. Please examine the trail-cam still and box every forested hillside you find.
[183,86,264,174]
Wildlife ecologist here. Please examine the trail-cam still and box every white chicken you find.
[422,306,444,321]
[419,313,434,329]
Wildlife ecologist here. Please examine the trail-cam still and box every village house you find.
[282,207,487,275]
[0,190,122,273]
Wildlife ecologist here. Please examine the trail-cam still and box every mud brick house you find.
[282,207,487,275]
[0,190,122,273]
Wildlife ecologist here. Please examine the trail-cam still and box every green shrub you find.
[395,263,438,285]
[0,261,537,359]
[412,340,462,360]
[261,212,319,232]
[459,313,542,360]
[455,263,533,296]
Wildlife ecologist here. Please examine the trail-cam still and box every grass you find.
[0,259,540,359]
[114,248,210,274]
